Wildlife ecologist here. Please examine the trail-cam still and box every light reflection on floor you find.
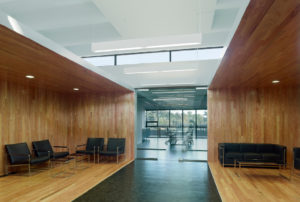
[137,138,207,161]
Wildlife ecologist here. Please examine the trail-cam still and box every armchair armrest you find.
[53,145,69,152]
[76,144,86,150]
[53,146,68,148]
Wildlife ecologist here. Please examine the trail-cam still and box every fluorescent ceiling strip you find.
[125,69,197,75]
[195,87,208,90]
[137,89,149,91]
[94,43,200,53]
[153,98,188,101]
[92,33,202,53]
[152,91,195,94]
[145,42,200,49]
[94,47,143,53]
[142,83,195,86]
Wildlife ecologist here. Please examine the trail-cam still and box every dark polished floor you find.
[75,162,220,202]
[75,138,220,202]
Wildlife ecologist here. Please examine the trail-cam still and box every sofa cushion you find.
[240,144,257,153]
[225,144,240,152]
[257,144,274,153]
[262,153,280,161]
[244,152,262,161]
[226,152,244,160]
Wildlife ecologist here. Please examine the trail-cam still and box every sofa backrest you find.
[224,143,240,152]
[257,144,274,153]
[223,143,285,154]
[240,144,257,153]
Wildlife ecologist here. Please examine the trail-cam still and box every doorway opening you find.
[135,87,207,161]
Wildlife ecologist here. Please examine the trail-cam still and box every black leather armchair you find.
[32,139,69,160]
[76,138,104,163]
[294,147,300,170]
[5,142,50,175]
[99,138,125,164]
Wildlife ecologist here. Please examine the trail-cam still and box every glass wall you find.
[145,109,207,139]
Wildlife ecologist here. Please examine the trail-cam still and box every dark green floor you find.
[74,160,221,202]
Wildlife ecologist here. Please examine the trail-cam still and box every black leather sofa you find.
[219,143,286,167]
[294,147,300,170]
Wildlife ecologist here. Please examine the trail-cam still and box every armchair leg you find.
[94,146,96,164]
[117,147,119,164]
[97,146,100,164]
[5,154,8,175]
[28,154,31,176]
[28,164,31,176]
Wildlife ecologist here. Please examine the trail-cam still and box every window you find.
[83,56,114,66]
[158,110,169,126]
[170,110,182,128]
[146,111,158,127]
[196,110,207,126]
[117,52,169,65]
[183,110,195,127]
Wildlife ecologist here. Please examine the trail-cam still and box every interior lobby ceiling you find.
[0,0,250,89]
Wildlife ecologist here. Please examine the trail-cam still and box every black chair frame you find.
[98,138,125,164]
[5,143,50,176]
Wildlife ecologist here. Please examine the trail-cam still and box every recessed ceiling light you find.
[73,88,79,91]
[125,69,197,75]
[272,80,280,84]
[137,89,149,92]
[25,75,34,79]
[153,98,188,101]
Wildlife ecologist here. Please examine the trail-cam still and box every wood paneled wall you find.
[68,93,135,160]
[0,80,69,175]
[0,80,135,176]
[208,87,300,165]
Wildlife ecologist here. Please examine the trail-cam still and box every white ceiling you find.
[0,0,249,89]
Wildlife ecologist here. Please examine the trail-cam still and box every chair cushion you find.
[107,138,126,154]
[257,144,274,153]
[30,156,49,165]
[225,152,244,160]
[225,144,240,152]
[53,152,69,159]
[32,140,53,157]
[262,153,280,161]
[86,138,104,152]
[240,144,257,153]
[244,152,262,161]
[294,148,300,157]
[5,143,31,164]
